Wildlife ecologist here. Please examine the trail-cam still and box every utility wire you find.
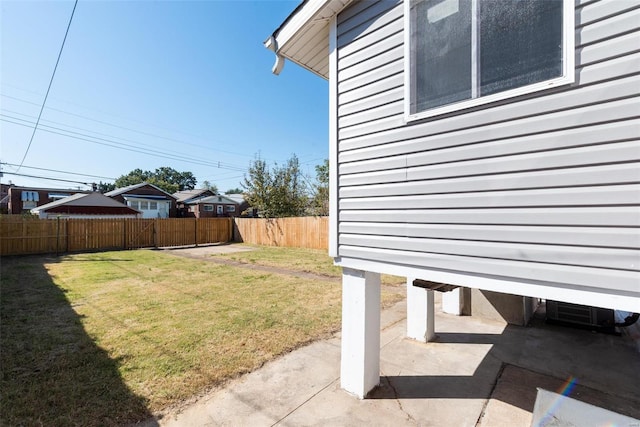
[1,162,116,181]
[16,0,78,172]
[2,93,275,161]
[2,117,248,172]
[2,171,93,187]
[2,111,247,171]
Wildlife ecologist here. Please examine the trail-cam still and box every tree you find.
[310,159,329,216]
[201,180,219,194]
[242,154,308,217]
[114,167,196,194]
[95,181,116,193]
[225,187,243,194]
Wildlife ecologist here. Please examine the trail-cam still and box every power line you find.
[2,108,247,169]
[2,116,248,172]
[16,0,78,172]
[2,93,275,161]
[1,162,116,181]
[2,171,93,187]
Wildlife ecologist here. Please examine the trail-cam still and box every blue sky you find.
[0,0,328,192]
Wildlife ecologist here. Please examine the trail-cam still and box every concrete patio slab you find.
[152,299,640,427]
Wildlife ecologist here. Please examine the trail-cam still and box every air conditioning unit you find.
[546,300,616,334]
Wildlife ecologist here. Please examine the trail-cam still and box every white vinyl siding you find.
[335,0,640,304]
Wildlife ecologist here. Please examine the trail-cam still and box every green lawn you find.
[211,244,406,286]
[1,247,404,426]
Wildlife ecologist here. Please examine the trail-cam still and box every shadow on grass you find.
[0,255,156,426]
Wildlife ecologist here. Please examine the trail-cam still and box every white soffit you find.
[266,0,352,79]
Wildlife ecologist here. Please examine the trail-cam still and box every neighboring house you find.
[31,192,140,219]
[266,0,640,398]
[7,186,90,215]
[182,194,240,218]
[105,183,177,218]
[173,188,217,217]
[0,183,10,214]
[225,193,253,216]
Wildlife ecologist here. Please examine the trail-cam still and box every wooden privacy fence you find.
[233,216,328,250]
[0,217,233,256]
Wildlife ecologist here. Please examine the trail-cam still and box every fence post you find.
[123,218,127,250]
[194,218,198,247]
[56,216,60,256]
[153,219,157,248]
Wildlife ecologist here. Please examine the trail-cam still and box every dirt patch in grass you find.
[203,244,406,287]
[1,248,403,426]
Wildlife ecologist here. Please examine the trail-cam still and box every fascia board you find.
[271,0,331,51]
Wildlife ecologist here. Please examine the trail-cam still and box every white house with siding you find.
[266,0,640,399]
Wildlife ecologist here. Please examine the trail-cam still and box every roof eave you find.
[265,0,350,79]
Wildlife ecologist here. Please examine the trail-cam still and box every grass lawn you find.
[210,244,406,286]
[1,248,403,426]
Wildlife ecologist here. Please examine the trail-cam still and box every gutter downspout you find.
[264,36,285,75]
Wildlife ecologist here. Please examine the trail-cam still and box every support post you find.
[340,268,381,399]
[443,287,465,315]
[407,278,436,342]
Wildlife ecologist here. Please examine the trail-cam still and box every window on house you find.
[129,201,139,210]
[140,201,149,210]
[407,0,573,119]
[226,205,236,212]
[21,191,39,202]
[203,204,214,211]
[149,201,157,210]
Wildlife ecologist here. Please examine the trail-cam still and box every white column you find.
[340,268,381,399]
[443,287,464,315]
[407,278,436,342]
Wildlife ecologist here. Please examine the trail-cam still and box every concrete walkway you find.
[149,298,640,427]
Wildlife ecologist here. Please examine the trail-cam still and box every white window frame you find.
[404,0,575,122]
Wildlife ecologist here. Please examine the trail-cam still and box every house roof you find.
[224,194,246,205]
[184,194,239,205]
[105,182,177,199]
[31,192,139,215]
[173,189,214,203]
[264,0,352,79]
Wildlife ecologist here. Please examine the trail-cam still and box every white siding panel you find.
[338,207,640,227]
[576,0,639,27]
[340,96,640,151]
[339,100,404,128]
[339,234,638,271]
[340,119,639,164]
[577,8,640,46]
[338,245,640,293]
[578,31,640,66]
[405,142,640,180]
[340,134,639,176]
[340,163,640,197]
[338,7,403,57]
[339,86,403,117]
[339,30,402,70]
[340,70,403,104]
[339,223,640,249]
[339,184,640,210]
[339,45,403,79]
[339,59,403,93]
[338,0,401,40]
